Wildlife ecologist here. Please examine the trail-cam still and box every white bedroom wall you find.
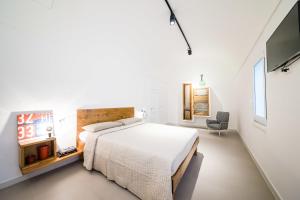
[163,0,279,129]
[235,0,300,199]
[165,57,237,129]
[0,0,171,186]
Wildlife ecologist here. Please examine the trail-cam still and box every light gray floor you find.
[0,130,274,200]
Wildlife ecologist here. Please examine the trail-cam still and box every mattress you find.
[96,123,198,175]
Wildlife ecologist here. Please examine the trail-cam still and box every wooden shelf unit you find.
[19,137,57,170]
[193,87,211,117]
[21,150,83,174]
[19,137,83,174]
[19,137,56,148]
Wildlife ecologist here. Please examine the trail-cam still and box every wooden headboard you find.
[76,107,134,150]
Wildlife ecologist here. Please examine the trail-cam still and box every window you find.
[253,58,267,125]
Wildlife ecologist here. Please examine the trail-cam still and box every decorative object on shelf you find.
[38,145,49,160]
[183,83,193,120]
[47,126,53,138]
[17,112,54,141]
[135,109,147,119]
[199,74,206,88]
[57,146,77,158]
[141,109,147,119]
[25,155,36,165]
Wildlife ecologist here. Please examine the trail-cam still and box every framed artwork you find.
[17,112,54,141]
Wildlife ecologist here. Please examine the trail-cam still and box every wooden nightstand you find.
[19,137,83,174]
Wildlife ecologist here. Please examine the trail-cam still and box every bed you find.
[77,107,199,200]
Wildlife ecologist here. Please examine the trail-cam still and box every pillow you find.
[82,121,122,132]
[117,117,142,125]
[79,131,90,143]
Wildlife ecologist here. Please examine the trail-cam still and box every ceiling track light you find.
[170,12,176,25]
[164,0,192,55]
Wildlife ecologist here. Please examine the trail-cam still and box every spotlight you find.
[165,0,192,55]
[170,13,176,25]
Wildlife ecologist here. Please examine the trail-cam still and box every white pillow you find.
[79,131,89,143]
[117,117,142,125]
[82,121,122,132]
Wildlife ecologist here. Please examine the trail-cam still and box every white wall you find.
[0,0,169,186]
[162,0,279,129]
[235,0,300,199]
[165,57,237,129]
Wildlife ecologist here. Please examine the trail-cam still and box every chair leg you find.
[219,131,221,136]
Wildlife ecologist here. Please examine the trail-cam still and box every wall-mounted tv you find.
[266,0,300,72]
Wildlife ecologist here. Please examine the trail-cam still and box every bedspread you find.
[83,122,198,200]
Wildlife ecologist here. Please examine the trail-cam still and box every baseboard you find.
[166,122,208,129]
[239,133,283,200]
[0,156,79,190]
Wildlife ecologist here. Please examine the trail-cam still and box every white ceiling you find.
[1,0,280,73]
[163,0,280,72]
[0,0,281,97]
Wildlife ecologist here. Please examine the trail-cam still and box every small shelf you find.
[193,87,211,117]
[19,137,55,148]
[21,156,56,172]
[19,136,83,175]
[21,150,83,174]
[193,95,208,102]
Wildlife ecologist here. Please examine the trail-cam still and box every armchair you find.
[206,111,230,136]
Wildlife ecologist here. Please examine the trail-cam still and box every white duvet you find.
[83,122,198,200]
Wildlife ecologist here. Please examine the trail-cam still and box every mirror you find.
[183,83,193,120]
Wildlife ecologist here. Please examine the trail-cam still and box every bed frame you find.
[76,107,199,195]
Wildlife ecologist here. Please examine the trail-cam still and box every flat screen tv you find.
[266,0,300,72]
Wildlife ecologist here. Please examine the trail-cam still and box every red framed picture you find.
[17,112,54,141]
